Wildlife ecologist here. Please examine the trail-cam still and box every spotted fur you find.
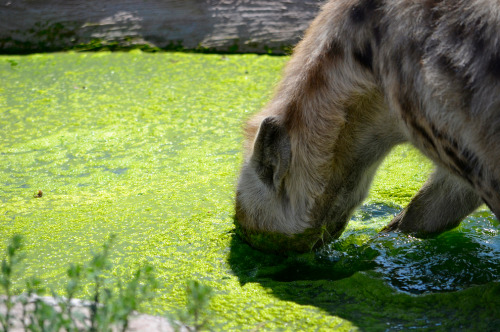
[236,0,500,250]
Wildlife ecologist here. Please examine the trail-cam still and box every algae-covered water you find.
[1,52,499,331]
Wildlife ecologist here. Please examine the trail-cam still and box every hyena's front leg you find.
[383,167,483,236]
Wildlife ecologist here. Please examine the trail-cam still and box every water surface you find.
[1,52,498,331]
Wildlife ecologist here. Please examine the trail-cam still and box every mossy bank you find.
[0,52,499,330]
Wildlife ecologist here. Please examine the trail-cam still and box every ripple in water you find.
[321,204,500,294]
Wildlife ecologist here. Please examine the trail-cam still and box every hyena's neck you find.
[309,90,406,235]
[268,2,405,233]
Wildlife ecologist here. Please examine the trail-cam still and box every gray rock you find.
[0,0,323,54]
[0,295,183,332]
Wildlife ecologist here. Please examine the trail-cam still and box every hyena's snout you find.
[234,193,328,255]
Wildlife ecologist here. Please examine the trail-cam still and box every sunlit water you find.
[320,204,500,294]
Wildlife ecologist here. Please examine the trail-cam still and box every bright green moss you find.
[368,144,433,207]
[0,52,499,331]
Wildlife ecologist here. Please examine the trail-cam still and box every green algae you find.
[0,52,499,331]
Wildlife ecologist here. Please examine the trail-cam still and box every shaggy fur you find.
[235,0,500,244]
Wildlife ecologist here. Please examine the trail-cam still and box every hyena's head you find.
[235,116,318,254]
[234,108,371,254]
[235,87,395,254]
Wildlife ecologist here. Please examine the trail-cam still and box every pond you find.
[0,52,499,330]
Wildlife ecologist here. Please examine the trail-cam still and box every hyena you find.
[235,0,500,253]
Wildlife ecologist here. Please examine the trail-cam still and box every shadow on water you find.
[228,203,500,331]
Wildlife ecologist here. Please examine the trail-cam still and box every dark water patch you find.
[355,202,401,221]
[110,167,128,175]
[91,165,128,175]
[76,173,91,178]
[369,230,500,294]
[325,206,500,294]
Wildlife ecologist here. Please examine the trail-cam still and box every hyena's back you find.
[365,0,500,213]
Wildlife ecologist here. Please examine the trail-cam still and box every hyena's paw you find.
[381,210,404,233]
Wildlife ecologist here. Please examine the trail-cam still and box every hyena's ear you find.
[251,117,291,189]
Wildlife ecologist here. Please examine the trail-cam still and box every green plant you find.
[112,264,158,332]
[0,234,159,332]
[19,277,44,331]
[62,263,84,330]
[171,280,213,332]
[0,235,23,332]
[87,234,115,332]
